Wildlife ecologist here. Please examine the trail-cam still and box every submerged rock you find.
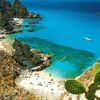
[96,12,100,16]
[29,21,39,25]
[27,29,34,32]
[24,25,30,27]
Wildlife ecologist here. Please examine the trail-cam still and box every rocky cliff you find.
[0,0,14,31]
[0,0,29,32]
[9,0,29,18]
[0,49,38,100]
[0,0,40,32]
[12,39,42,68]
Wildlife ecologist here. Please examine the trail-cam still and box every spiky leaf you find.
[65,79,86,94]
[94,71,100,84]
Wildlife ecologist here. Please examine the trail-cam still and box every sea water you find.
[9,1,100,79]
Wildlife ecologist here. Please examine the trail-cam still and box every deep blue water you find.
[9,1,100,79]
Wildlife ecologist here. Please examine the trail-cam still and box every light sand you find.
[15,70,69,100]
[15,70,88,100]
[13,18,23,25]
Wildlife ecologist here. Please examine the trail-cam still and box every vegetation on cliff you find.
[0,50,38,100]
[9,0,29,18]
[0,0,39,32]
[65,60,100,100]
[0,0,14,31]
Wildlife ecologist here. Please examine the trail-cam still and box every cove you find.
[8,1,100,79]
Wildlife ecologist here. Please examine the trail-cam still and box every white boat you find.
[83,37,92,41]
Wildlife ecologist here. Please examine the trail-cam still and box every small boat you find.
[83,37,92,41]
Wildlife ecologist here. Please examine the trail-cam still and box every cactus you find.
[94,71,100,84]
[64,79,86,94]
[85,83,99,100]
[65,71,100,100]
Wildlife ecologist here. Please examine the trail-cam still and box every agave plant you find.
[65,71,100,100]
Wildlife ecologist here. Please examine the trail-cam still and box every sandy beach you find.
[15,70,69,100]
[15,69,91,100]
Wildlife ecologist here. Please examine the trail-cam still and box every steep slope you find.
[10,0,29,18]
[0,0,14,31]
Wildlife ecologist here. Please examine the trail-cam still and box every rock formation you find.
[12,39,42,68]
[0,0,14,31]
[27,13,40,19]
[10,0,29,18]
[0,50,38,100]
[0,0,40,33]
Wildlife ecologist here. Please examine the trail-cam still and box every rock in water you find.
[12,39,42,68]
[27,13,40,19]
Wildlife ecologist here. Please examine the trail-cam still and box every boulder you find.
[27,29,34,32]
[27,13,40,19]
[24,25,30,27]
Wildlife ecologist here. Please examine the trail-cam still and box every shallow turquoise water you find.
[9,2,100,79]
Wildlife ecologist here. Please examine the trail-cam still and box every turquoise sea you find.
[9,1,100,79]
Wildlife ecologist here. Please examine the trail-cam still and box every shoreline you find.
[15,70,68,100]
[0,17,99,100]
[13,18,23,25]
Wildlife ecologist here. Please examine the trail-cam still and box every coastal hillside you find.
[0,0,13,31]
[0,37,99,100]
[0,0,38,33]
[0,0,100,100]
[0,0,27,32]
[8,0,29,18]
